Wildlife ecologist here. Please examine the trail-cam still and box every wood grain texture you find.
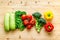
[0,0,60,40]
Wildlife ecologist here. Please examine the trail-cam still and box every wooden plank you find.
[0,0,60,40]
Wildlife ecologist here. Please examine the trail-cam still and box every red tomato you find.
[26,15,32,21]
[30,19,36,25]
[21,15,27,20]
[23,20,29,26]
[27,25,32,29]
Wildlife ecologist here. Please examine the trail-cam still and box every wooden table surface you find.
[0,0,60,40]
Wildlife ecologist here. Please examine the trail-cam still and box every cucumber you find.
[4,13,10,32]
[10,12,16,30]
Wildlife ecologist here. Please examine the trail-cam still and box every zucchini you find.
[10,12,16,30]
[4,13,10,32]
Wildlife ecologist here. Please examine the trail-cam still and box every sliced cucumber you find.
[10,12,16,30]
[4,13,10,32]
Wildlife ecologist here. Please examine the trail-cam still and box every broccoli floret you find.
[35,18,46,33]
[32,12,42,19]
[32,12,46,33]
[38,18,46,26]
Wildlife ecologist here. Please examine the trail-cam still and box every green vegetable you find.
[32,12,46,33]
[32,12,42,19]
[36,18,46,32]
[21,11,26,15]
[38,18,46,26]
[18,19,25,31]
[15,11,26,16]
[10,12,16,30]
[15,10,26,31]
[4,13,10,32]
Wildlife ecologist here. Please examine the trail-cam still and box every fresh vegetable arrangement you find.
[32,12,46,33]
[4,10,54,33]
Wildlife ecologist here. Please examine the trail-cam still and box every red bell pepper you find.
[44,22,54,32]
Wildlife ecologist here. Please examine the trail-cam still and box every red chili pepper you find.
[44,22,54,32]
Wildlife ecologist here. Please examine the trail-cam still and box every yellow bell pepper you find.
[44,10,53,21]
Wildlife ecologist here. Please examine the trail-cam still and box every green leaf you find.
[15,10,26,31]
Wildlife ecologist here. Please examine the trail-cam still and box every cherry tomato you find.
[23,20,29,26]
[26,15,32,21]
[30,19,36,25]
[21,15,27,20]
[27,25,32,29]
